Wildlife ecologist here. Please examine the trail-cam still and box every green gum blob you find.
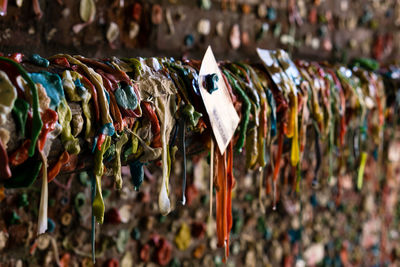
[57,98,81,154]
[113,132,129,190]
[92,136,111,224]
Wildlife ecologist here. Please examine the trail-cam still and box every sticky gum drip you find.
[179,119,187,204]
[90,173,96,263]
[340,100,347,146]
[256,100,268,168]
[80,88,94,139]
[272,125,284,210]
[129,160,144,191]
[290,92,299,166]
[209,140,215,219]
[313,129,322,187]
[62,70,94,139]
[47,151,70,183]
[142,101,162,148]
[245,127,258,169]
[156,95,174,216]
[322,76,333,133]
[326,68,347,147]
[37,109,58,152]
[38,151,48,235]
[357,152,368,190]
[298,87,308,157]
[113,132,129,190]
[310,75,324,130]
[225,141,234,262]
[93,136,111,223]
[258,168,266,213]
[57,98,80,154]
[130,122,140,155]
[373,83,385,127]
[214,146,227,251]
[257,123,266,168]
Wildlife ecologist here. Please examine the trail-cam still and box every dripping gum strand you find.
[357,152,368,190]
[48,151,70,182]
[225,141,234,261]
[209,139,214,218]
[113,132,129,189]
[38,150,48,235]
[142,101,162,148]
[287,84,300,167]
[156,95,175,216]
[215,145,227,248]
[272,125,284,209]
[258,168,266,214]
[90,172,96,263]
[214,140,235,262]
[179,119,187,204]
[92,136,111,223]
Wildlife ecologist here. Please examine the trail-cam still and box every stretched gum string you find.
[272,127,284,210]
[209,139,214,218]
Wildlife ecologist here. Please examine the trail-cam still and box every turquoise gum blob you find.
[30,71,64,110]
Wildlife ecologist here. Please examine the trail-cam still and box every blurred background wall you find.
[1,0,400,62]
[1,1,400,267]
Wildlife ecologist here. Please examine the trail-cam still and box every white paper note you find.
[199,46,240,154]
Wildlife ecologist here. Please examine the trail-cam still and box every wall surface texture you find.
[1,0,400,62]
[1,1,400,267]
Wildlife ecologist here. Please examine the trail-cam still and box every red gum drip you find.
[215,142,235,262]
[48,151,70,182]
[142,101,162,148]
[9,140,31,166]
[37,109,58,152]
